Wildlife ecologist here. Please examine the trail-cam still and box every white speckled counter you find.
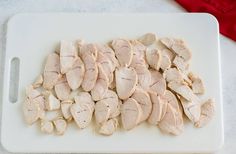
[0,0,235,154]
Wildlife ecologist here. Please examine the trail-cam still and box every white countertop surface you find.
[0,0,235,154]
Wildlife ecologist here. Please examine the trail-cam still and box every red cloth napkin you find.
[175,0,236,41]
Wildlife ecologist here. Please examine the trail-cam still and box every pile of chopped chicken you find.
[23,33,215,136]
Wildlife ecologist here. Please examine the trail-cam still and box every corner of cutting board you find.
[7,13,28,29]
[1,135,15,153]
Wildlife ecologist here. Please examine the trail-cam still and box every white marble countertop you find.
[0,0,235,154]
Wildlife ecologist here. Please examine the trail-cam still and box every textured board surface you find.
[1,13,223,153]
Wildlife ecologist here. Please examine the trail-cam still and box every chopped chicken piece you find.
[160,37,184,49]
[188,72,205,94]
[168,81,197,102]
[149,70,166,96]
[121,98,143,130]
[60,40,77,74]
[111,39,133,67]
[160,54,171,71]
[66,57,85,90]
[130,40,146,59]
[133,64,151,90]
[81,53,98,91]
[163,68,183,83]
[61,100,73,120]
[115,67,137,99]
[23,99,40,125]
[43,53,61,90]
[195,99,215,127]
[74,92,95,112]
[54,76,71,100]
[91,64,109,101]
[43,110,63,121]
[70,103,93,129]
[33,75,43,88]
[110,99,122,118]
[148,94,167,125]
[80,43,97,59]
[99,118,119,136]
[180,97,201,123]
[138,33,157,46]
[172,43,191,61]
[95,101,111,125]
[161,48,175,61]
[132,87,152,122]
[40,120,54,134]
[173,56,189,72]
[44,91,60,111]
[53,118,67,135]
[146,48,162,70]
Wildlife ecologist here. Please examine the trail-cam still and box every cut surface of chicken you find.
[148,94,167,125]
[95,101,111,125]
[60,40,77,74]
[160,37,184,49]
[133,64,151,90]
[138,33,157,46]
[74,92,95,112]
[195,99,215,128]
[115,67,138,99]
[81,53,98,91]
[168,81,198,102]
[130,40,146,59]
[111,39,133,67]
[131,87,152,122]
[53,118,67,135]
[99,118,118,136]
[188,72,205,94]
[171,43,191,62]
[149,70,166,96]
[173,56,189,72]
[160,54,171,71]
[180,97,201,123]
[121,98,143,130]
[110,99,121,118]
[80,43,98,59]
[161,48,175,61]
[43,53,61,90]
[91,64,109,101]
[61,100,73,120]
[146,48,162,70]
[43,110,63,121]
[23,99,40,125]
[163,68,183,83]
[44,91,60,111]
[40,120,54,134]
[66,57,85,90]
[70,103,92,129]
[33,74,43,88]
[54,76,71,100]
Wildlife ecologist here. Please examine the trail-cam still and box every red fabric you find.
[175,0,236,41]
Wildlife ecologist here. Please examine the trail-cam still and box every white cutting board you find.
[1,13,223,153]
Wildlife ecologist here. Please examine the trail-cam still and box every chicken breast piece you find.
[163,68,183,83]
[95,101,111,125]
[61,100,73,120]
[99,118,119,136]
[70,103,93,129]
[195,99,215,128]
[81,53,98,91]
[74,92,95,112]
[43,110,63,121]
[172,43,191,62]
[188,72,205,94]
[138,33,157,46]
[66,57,85,90]
[111,39,133,67]
[80,43,98,59]
[160,55,171,71]
[54,76,71,101]
[161,48,175,61]
[60,40,77,74]
[158,104,181,135]
[168,81,198,102]
[180,97,201,123]
[53,118,67,135]
[149,70,166,96]
[115,67,138,99]
[121,98,143,130]
[160,37,184,49]
[132,87,152,122]
[43,53,61,90]
[130,40,146,59]
[148,94,167,125]
[23,99,40,125]
[91,64,109,101]
[133,64,151,90]
[173,56,189,72]
[40,120,54,134]
[110,99,121,118]
[43,91,60,111]
[33,74,43,88]
[146,48,162,70]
